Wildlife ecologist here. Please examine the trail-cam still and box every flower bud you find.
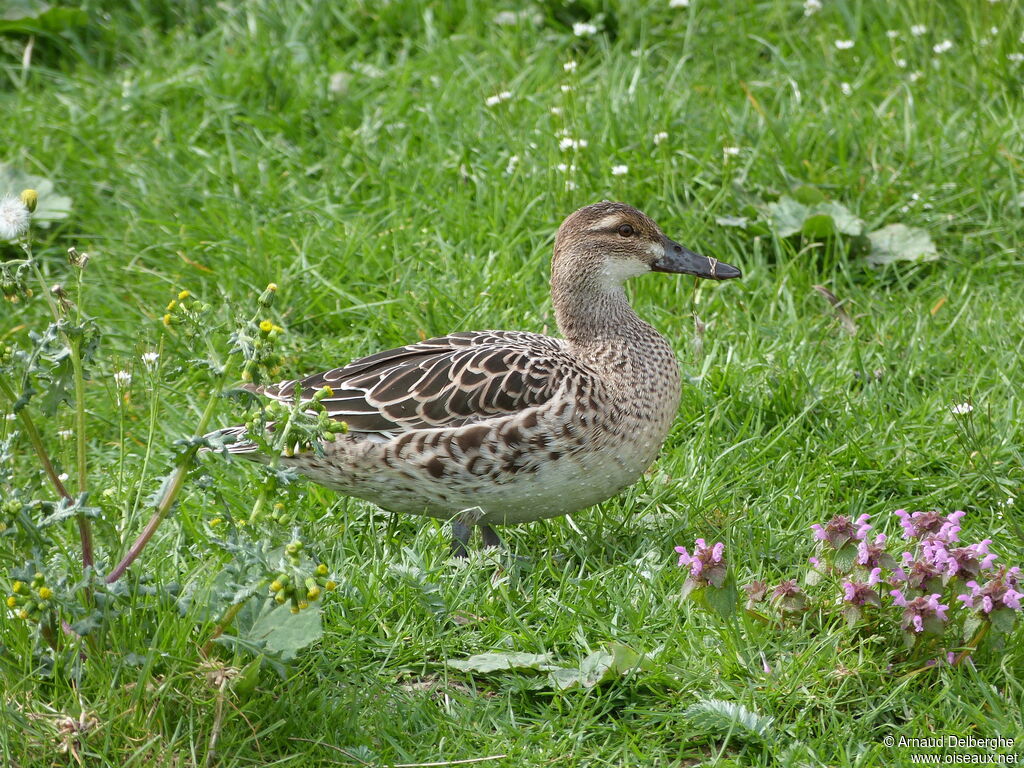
[20,189,38,213]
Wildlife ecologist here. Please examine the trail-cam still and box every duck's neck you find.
[551,267,654,348]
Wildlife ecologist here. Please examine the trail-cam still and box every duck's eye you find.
[617,224,635,237]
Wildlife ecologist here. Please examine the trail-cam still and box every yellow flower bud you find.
[20,189,38,213]
[259,320,273,333]
[167,299,177,311]
[306,586,321,600]
[325,580,337,591]
[178,290,191,300]
[316,564,328,576]
[38,587,53,600]
[298,601,309,611]
[18,609,29,620]
[267,283,278,292]
[162,313,172,326]
[270,580,283,593]
[6,596,16,608]
[12,581,26,594]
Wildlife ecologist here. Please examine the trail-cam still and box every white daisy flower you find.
[611,165,628,176]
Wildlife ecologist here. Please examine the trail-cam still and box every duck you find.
[208,202,741,555]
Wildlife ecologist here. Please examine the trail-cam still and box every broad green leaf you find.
[245,601,322,661]
[0,3,88,33]
[801,213,836,238]
[763,195,864,238]
[792,185,825,205]
[833,542,858,573]
[764,196,808,237]
[703,573,738,620]
[446,652,558,674]
[990,608,1016,635]
[865,224,939,265]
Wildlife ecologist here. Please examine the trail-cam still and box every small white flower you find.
[505,155,519,175]
[840,81,853,96]
[886,29,899,39]
[484,91,512,107]
[564,179,578,191]
[999,497,1015,508]
[494,11,518,25]
[909,71,923,82]
[834,39,854,50]
[560,84,573,93]
[550,106,564,115]
[722,146,741,157]
[558,137,588,151]
[670,0,690,7]
[114,370,132,388]
[142,351,159,368]
[0,195,30,241]
[932,40,953,54]
[653,131,669,145]
[4,413,15,421]
[950,402,973,415]
[896,58,908,68]
[563,60,577,72]
[803,0,821,16]
[57,429,74,441]
[1009,53,1024,63]
[572,21,599,37]
[990,27,999,35]
[58,472,69,483]
[611,164,628,176]
[555,163,577,173]
[910,24,927,37]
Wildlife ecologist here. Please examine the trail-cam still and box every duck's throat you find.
[552,281,646,345]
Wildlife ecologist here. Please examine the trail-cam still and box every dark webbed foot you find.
[480,525,502,549]
[449,522,503,557]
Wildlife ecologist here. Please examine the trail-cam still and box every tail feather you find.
[201,426,262,457]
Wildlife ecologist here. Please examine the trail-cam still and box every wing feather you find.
[253,332,578,436]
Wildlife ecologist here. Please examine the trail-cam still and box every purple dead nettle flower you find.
[894,509,964,542]
[842,568,883,606]
[772,579,807,614]
[811,513,871,550]
[923,538,998,580]
[890,589,949,634]
[892,551,944,593]
[957,567,1024,615]
[857,533,895,570]
[675,539,727,588]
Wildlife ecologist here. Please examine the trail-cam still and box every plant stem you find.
[69,343,94,569]
[200,599,248,657]
[0,377,72,503]
[105,377,228,584]
[247,406,298,525]
[953,620,990,666]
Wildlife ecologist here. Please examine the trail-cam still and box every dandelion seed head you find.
[0,195,30,241]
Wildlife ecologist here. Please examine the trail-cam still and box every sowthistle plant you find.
[1,188,341,665]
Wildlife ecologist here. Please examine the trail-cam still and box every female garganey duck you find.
[210,202,741,555]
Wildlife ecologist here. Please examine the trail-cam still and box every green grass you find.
[2,0,1024,765]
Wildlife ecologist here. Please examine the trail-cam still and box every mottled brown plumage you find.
[207,202,741,554]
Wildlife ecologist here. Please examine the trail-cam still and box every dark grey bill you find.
[652,237,742,280]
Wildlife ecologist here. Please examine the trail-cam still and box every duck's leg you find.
[480,525,502,549]
[451,520,472,558]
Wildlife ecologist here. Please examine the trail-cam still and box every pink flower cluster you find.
[675,539,727,588]
[894,509,964,541]
[811,513,871,549]
[891,589,949,633]
[957,567,1023,614]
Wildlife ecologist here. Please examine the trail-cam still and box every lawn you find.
[1,0,1023,765]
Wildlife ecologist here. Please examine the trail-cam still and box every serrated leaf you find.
[245,601,322,661]
[865,224,939,266]
[446,652,558,674]
[684,699,774,743]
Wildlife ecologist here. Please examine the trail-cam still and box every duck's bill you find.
[653,238,742,280]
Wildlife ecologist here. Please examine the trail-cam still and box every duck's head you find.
[552,201,741,289]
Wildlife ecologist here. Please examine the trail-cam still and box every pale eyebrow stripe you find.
[587,214,624,231]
